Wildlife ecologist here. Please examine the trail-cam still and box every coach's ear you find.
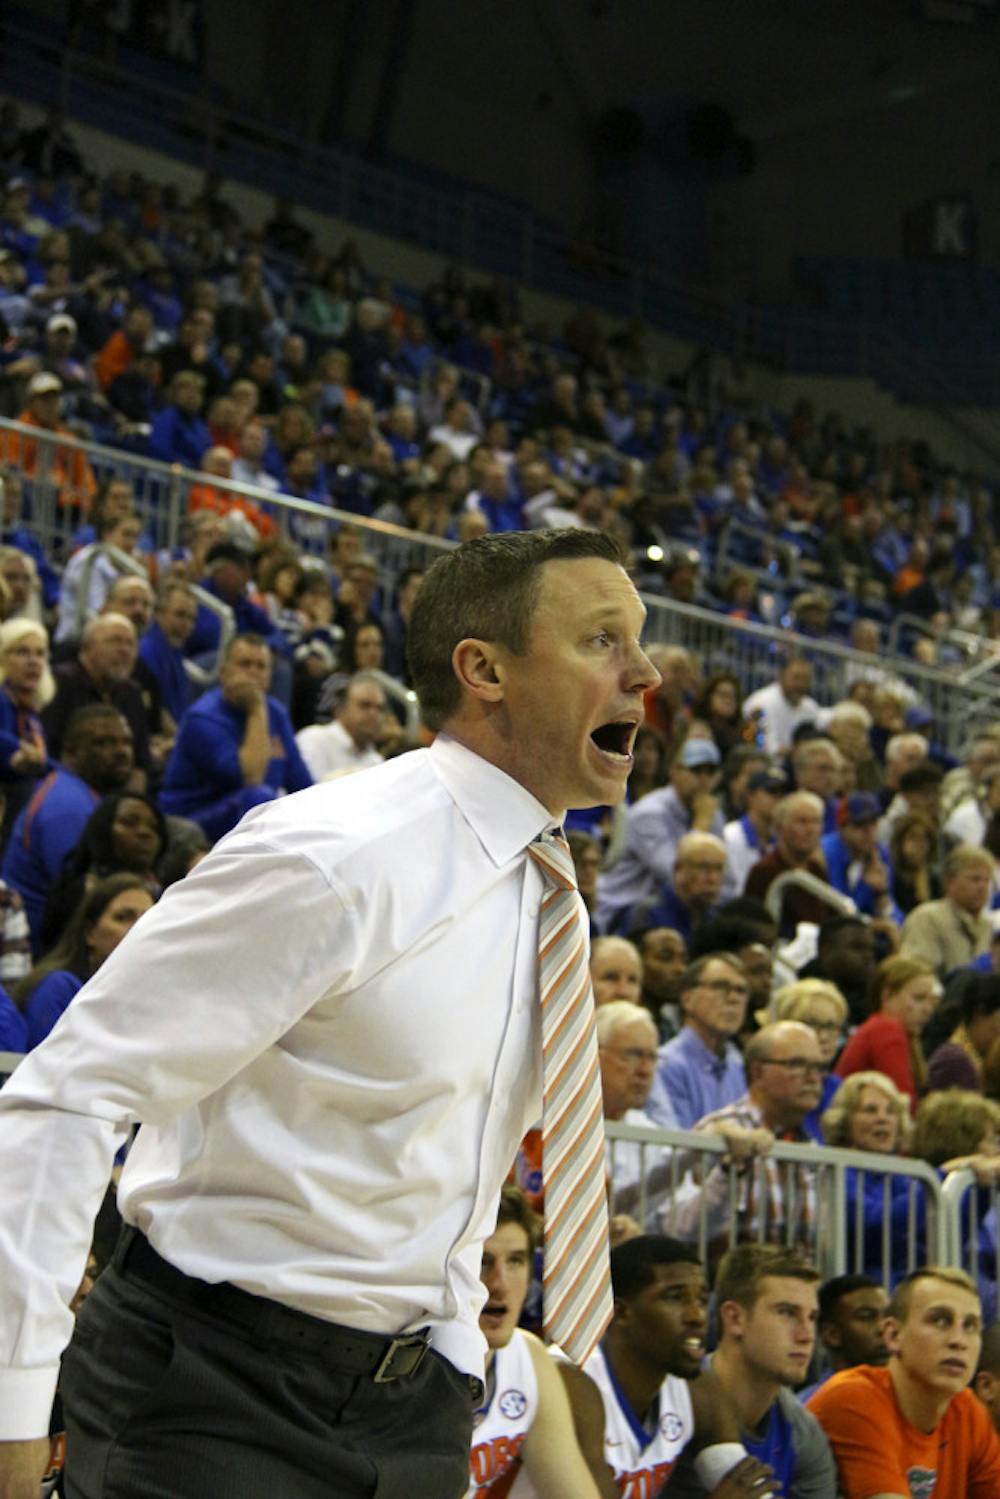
[452,638,505,705]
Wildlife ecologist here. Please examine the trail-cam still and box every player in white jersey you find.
[557,1236,777,1498]
[466,1187,602,1498]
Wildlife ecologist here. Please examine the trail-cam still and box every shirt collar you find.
[429,733,556,868]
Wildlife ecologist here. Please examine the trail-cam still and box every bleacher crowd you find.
[4,100,1000,1496]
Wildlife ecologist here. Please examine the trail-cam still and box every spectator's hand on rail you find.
[711,1121,775,1162]
[608,1214,641,1248]
[942,1152,1000,1184]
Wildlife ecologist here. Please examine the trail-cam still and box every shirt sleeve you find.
[628,799,682,884]
[274,706,312,794]
[658,1051,699,1129]
[24,970,83,1050]
[0,831,364,1439]
[176,709,242,792]
[806,1379,905,1498]
[784,1394,838,1499]
[969,1397,1000,1497]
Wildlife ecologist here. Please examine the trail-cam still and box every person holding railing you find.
[669,1021,824,1254]
[820,1070,914,1281]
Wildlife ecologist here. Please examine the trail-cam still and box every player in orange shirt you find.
[807,1265,1000,1498]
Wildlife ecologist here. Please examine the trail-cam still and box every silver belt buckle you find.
[373,1333,429,1382]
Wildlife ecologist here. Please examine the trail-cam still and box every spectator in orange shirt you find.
[808,1266,1000,1498]
[93,305,154,392]
[0,372,96,513]
[187,446,276,541]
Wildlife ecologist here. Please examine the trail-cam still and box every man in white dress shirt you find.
[295,671,386,781]
[743,659,819,757]
[0,528,658,1499]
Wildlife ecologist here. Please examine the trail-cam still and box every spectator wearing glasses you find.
[765,978,848,1141]
[646,953,748,1130]
[631,830,729,944]
[596,738,724,933]
[597,1001,678,1230]
[674,1022,825,1253]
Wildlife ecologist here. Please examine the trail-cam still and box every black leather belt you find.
[113,1227,430,1382]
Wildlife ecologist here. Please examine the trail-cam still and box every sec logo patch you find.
[660,1411,686,1442]
[499,1389,528,1420]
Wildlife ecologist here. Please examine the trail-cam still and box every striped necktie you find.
[528,831,613,1364]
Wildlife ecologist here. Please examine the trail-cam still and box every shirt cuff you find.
[0,1365,60,1439]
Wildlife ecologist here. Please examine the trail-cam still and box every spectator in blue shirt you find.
[160,633,312,843]
[647,951,749,1130]
[138,582,198,727]
[598,739,725,932]
[0,981,25,1053]
[624,830,728,943]
[185,541,288,662]
[15,872,154,1050]
[147,370,212,469]
[2,703,134,952]
[821,792,901,923]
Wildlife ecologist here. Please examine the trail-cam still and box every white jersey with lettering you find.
[586,1343,695,1498]
[467,1329,539,1498]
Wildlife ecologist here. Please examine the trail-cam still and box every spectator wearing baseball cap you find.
[597,735,725,932]
[821,793,902,923]
[723,766,787,895]
[0,369,96,513]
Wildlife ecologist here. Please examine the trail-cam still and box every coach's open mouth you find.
[590,720,637,761]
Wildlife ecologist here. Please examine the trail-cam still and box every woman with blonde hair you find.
[835,955,937,1111]
[767,977,849,1140]
[822,1070,914,1281]
[0,618,52,826]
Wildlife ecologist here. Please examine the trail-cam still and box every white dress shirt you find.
[742,681,820,755]
[0,735,555,1438]
[295,718,384,781]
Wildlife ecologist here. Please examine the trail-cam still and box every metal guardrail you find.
[606,1119,950,1285]
[940,1168,999,1296]
[638,588,1000,757]
[764,870,857,928]
[3,416,1000,754]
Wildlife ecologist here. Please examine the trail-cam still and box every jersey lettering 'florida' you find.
[584,1344,693,1497]
[467,1330,538,1498]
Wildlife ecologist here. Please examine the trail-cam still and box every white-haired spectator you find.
[597,1000,677,1226]
[745,790,830,934]
[823,700,881,793]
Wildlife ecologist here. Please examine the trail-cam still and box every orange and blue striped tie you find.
[528,831,613,1364]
